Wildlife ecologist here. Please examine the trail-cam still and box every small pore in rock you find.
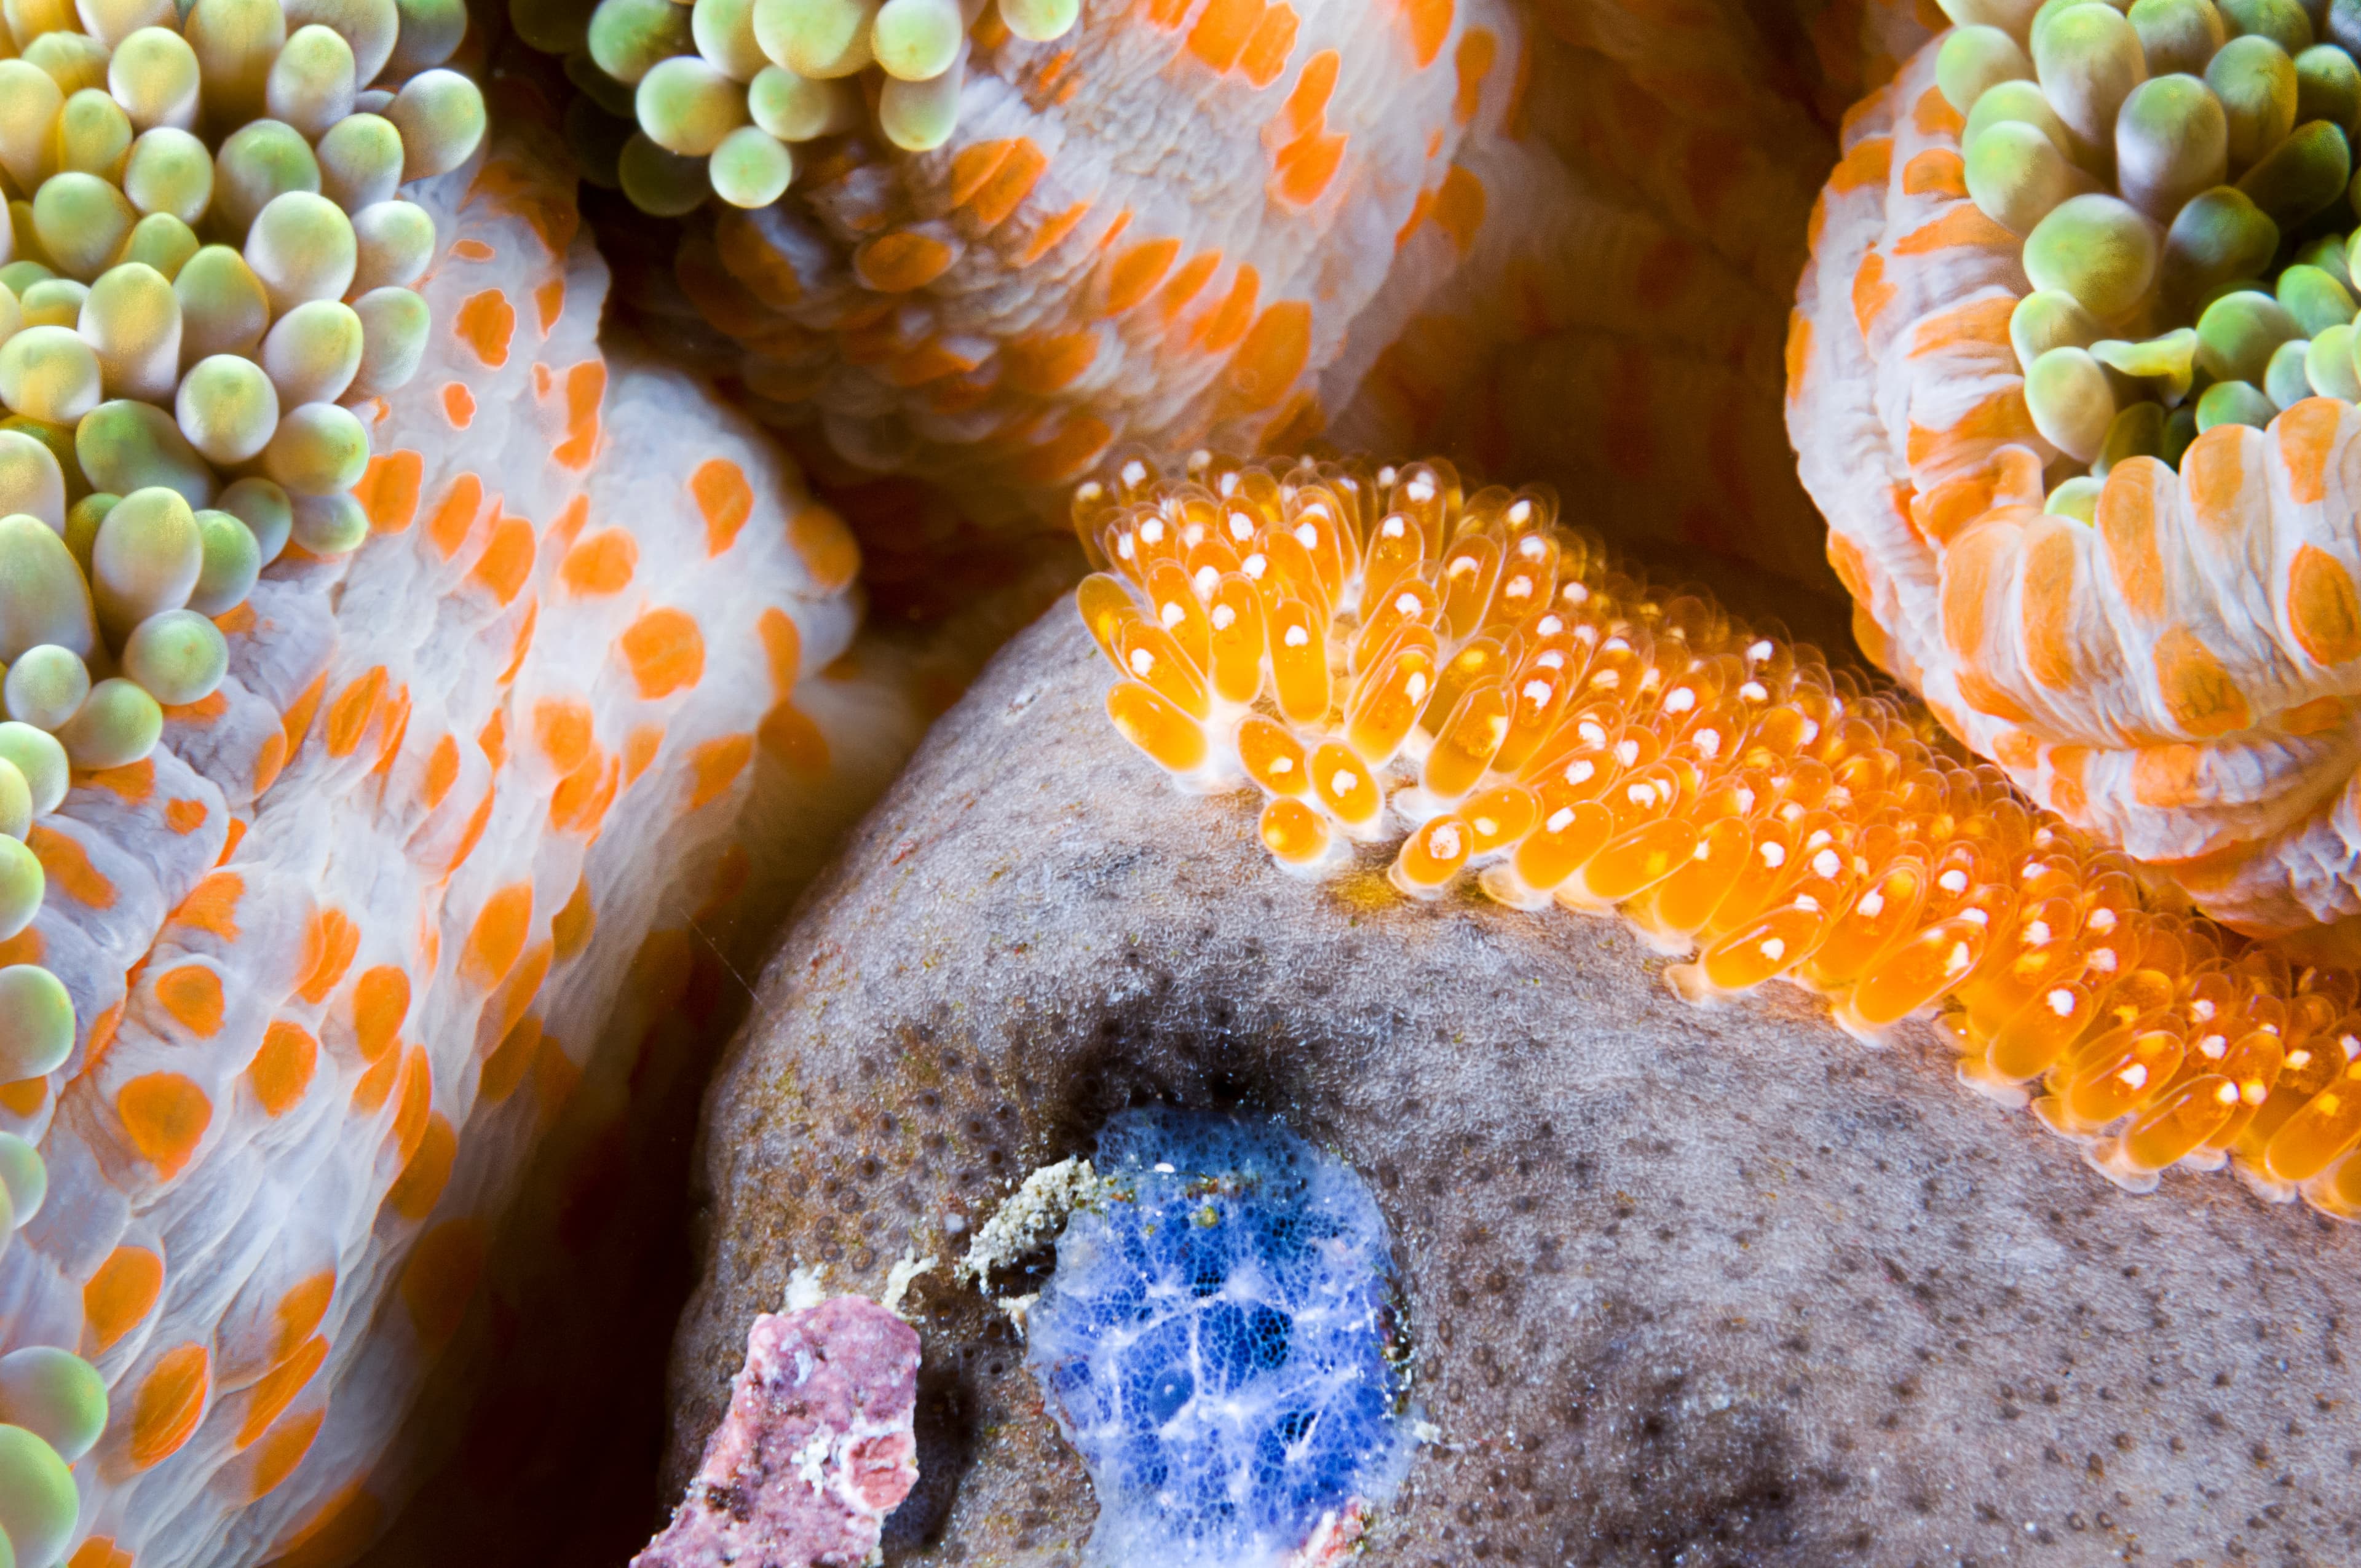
[1022,1107,1412,1568]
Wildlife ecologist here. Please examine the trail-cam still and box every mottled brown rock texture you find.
[668,605,2361,1567]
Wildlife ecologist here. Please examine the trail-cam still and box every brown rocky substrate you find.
[666,604,2361,1568]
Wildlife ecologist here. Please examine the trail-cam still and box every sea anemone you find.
[0,57,909,1562]
[533,0,1914,633]
[1790,0,2361,958]
[1082,451,2361,1221]
[0,0,485,1556]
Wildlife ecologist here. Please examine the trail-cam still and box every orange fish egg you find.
[1080,453,2361,1222]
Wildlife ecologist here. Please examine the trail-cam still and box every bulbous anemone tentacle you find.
[554,0,1936,601]
[1792,9,2361,957]
[0,85,928,1568]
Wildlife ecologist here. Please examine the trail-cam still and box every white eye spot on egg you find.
[1812,848,1840,878]
[1627,783,1657,809]
[1270,757,1294,774]
[1122,460,1148,486]
[1331,770,1360,796]
[1381,517,1407,539]
[2191,999,2215,1021]
[1564,582,1591,606]
[1473,815,1499,836]
[2087,908,2118,934]
[2117,1063,2149,1090]
[1117,534,1137,560]
[1566,759,1595,785]
[1509,500,1533,525]
[1793,893,1821,913]
[1760,842,1787,868]
[1538,650,1565,670]
[2090,948,2118,973]
[1406,477,1434,502]
[1294,523,1318,548]
[1798,721,1819,745]
[1739,681,1768,702]
[1160,601,1187,628]
[1859,891,1886,917]
[1394,592,1422,616]
[1962,908,1989,927]
[2215,1081,2242,1104]
[1747,638,1773,663]
[1505,576,1533,600]
[1445,556,1478,579]
[1664,687,1696,713]
[1140,519,1166,545]
[1522,679,1552,708]
[1545,806,1576,833]
[1578,721,1605,746]
[1283,625,1310,648]
[1228,512,1256,540]
[1938,869,1968,894]
[2287,1050,2312,1071]
[2199,1034,2227,1058]
[1428,823,1465,858]
[2243,1080,2269,1104]
[1758,937,1787,962]
[1243,553,1269,579]
[1377,465,1398,485]
[1406,673,1430,702]
[1692,839,1714,860]
[1604,636,1630,654]
[2047,988,2076,1017]
[1209,605,1237,631]
[1128,649,1155,678]
[1181,522,1208,547]
[1193,568,1219,596]
[1614,738,1639,767]
[2342,1034,2360,1059]
[1694,729,1723,759]
[2024,920,2052,946]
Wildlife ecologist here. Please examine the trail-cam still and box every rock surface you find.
[636,1296,920,1568]
[668,606,2361,1567]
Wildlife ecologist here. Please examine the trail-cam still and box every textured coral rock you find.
[668,603,2361,1565]
[635,1296,920,1568]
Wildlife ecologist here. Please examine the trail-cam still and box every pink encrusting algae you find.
[0,64,930,1567]
[632,1296,920,1568]
[1082,452,2361,1224]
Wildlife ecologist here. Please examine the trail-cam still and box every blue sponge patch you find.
[1024,1108,1412,1566]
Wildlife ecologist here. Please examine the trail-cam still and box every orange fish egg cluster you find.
[1080,453,2361,1222]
